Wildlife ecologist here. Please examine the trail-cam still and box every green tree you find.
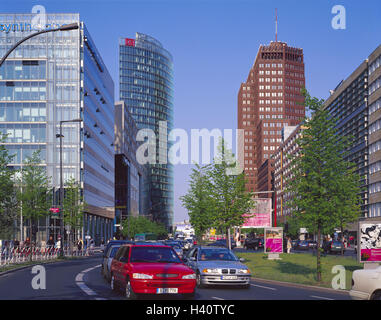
[121,215,167,240]
[0,133,18,239]
[18,150,51,245]
[62,177,85,246]
[286,90,361,282]
[208,138,255,249]
[180,164,214,243]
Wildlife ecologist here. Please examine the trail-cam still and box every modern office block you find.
[0,13,115,243]
[119,33,174,228]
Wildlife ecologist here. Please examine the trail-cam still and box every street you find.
[0,254,349,300]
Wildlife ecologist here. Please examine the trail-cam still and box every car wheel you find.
[372,291,381,300]
[125,279,138,300]
[196,272,204,288]
[111,274,118,292]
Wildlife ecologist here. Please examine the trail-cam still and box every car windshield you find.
[199,249,238,261]
[130,246,182,263]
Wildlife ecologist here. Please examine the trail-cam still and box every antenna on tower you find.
[275,8,278,42]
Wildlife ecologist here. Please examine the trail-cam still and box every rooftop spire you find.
[275,8,278,42]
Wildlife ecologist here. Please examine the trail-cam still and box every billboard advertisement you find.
[264,227,283,253]
[358,222,381,263]
[242,198,272,228]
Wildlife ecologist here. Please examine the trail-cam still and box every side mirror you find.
[239,258,245,262]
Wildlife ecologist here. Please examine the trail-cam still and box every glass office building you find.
[0,13,115,244]
[119,33,174,228]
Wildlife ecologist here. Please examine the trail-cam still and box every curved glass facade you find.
[119,33,174,228]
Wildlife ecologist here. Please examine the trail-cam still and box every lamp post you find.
[56,118,82,256]
[0,23,79,68]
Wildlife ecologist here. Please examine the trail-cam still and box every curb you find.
[251,277,349,295]
[0,255,96,277]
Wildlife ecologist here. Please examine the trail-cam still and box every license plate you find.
[156,288,178,294]
[221,276,238,280]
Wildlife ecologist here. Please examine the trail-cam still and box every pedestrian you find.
[287,237,292,254]
[77,238,83,251]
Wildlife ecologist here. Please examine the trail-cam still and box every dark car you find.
[244,237,264,250]
[207,239,236,249]
[297,240,309,250]
[328,241,346,254]
[292,239,300,249]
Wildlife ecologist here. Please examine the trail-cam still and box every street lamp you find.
[0,23,79,68]
[56,118,83,256]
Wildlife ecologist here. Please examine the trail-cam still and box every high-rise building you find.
[324,44,381,221]
[237,41,305,193]
[273,125,304,224]
[0,14,115,243]
[114,100,150,236]
[119,33,174,228]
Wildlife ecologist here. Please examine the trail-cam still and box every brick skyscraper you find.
[237,41,305,193]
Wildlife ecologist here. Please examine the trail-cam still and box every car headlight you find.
[238,269,251,274]
[182,273,196,279]
[132,273,153,279]
[202,268,219,274]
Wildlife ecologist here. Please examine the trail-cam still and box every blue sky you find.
[3,0,381,223]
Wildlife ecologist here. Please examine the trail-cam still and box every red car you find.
[110,244,196,299]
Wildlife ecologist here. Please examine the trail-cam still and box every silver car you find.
[101,245,120,281]
[184,246,251,288]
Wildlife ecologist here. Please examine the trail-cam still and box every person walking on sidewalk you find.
[287,237,292,254]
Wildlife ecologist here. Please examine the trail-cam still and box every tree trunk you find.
[316,224,322,283]
[340,224,344,256]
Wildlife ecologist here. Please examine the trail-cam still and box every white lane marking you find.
[251,284,277,291]
[212,296,225,300]
[75,264,103,299]
[77,282,97,296]
[310,295,334,300]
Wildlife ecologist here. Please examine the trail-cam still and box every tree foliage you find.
[0,133,18,239]
[17,150,51,242]
[286,89,361,281]
[121,215,167,239]
[181,138,255,248]
[180,164,214,241]
[62,177,85,231]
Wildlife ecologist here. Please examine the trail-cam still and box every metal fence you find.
[0,246,96,267]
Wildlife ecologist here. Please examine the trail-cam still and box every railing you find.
[0,246,96,267]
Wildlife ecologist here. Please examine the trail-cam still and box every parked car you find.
[243,237,264,250]
[110,244,196,299]
[207,239,236,249]
[183,246,251,288]
[307,240,317,249]
[297,240,309,250]
[101,245,121,281]
[350,266,381,300]
[292,239,300,249]
[328,241,346,254]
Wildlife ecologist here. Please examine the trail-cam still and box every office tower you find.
[119,33,174,228]
[237,41,305,194]
[114,100,149,235]
[324,44,381,221]
[0,14,115,243]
